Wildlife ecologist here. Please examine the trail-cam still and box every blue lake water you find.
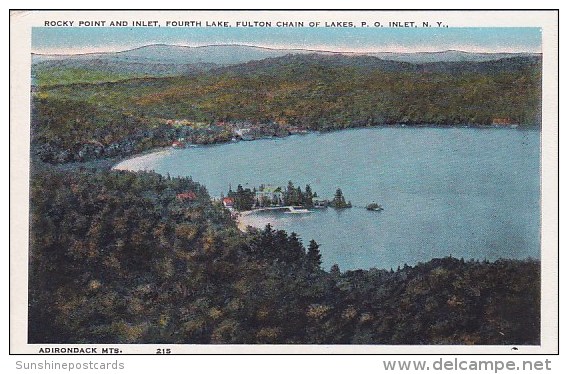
[114,127,541,271]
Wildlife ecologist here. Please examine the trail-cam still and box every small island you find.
[223,181,318,212]
[329,188,352,209]
[222,183,354,212]
[366,202,384,211]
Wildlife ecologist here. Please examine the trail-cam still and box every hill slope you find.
[32,53,541,163]
[32,44,541,86]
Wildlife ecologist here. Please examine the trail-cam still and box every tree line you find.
[227,182,355,211]
[227,181,318,211]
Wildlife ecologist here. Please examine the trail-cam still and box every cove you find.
[114,127,541,271]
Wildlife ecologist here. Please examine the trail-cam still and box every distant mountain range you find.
[32,44,309,85]
[33,43,540,65]
[366,49,539,63]
[31,44,541,87]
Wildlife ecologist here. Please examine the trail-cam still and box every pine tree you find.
[296,186,303,206]
[285,181,295,205]
[334,188,343,201]
[330,264,341,277]
[305,184,314,207]
[306,239,322,271]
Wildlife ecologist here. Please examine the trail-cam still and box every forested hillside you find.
[28,51,542,345]
[29,169,540,344]
[32,53,541,163]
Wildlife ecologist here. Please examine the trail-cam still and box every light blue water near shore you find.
[114,127,540,271]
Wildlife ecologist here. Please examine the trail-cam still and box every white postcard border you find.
[10,9,559,354]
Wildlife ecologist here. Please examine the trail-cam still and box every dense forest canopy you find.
[31,53,541,163]
[29,168,540,344]
[36,54,542,127]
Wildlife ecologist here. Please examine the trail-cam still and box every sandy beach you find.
[235,210,255,232]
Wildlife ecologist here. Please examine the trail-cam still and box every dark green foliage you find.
[329,188,352,208]
[282,181,314,207]
[306,240,323,272]
[304,185,314,207]
[227,181,319,210]
[32,54,541,163]
[227,185,255,211]
[283,181,301,206]
[29,169,540,345]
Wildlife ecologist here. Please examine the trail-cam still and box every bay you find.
[114,127,541,271]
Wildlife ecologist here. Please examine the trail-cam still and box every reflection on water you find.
[240,210,316,229]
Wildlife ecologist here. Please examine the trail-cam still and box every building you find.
[222,197,235,209]
[234,127,255,141]
[255,185,283,206]
[312,197,329,208]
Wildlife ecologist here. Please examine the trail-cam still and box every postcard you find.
[10,10,558,354]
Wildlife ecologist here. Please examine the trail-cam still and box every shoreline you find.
[235,210,255,232]
[37,145,174,173]
[37,122,541,173]
[33,128,542,271]
[111,147,174,172]
[38,124,539,234]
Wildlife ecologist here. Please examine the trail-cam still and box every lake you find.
[114,127,541,271]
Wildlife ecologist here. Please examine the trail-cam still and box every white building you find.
[255,185,283,206]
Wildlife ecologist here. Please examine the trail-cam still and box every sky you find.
[32,27,542,55]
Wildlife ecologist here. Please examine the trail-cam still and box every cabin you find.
[312,197,329,208]
[222,197,235,208]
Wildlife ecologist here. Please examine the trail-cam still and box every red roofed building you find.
[222,197,235,208]
[177,191,197,201]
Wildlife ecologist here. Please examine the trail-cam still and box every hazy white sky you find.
[32,26,541,55]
